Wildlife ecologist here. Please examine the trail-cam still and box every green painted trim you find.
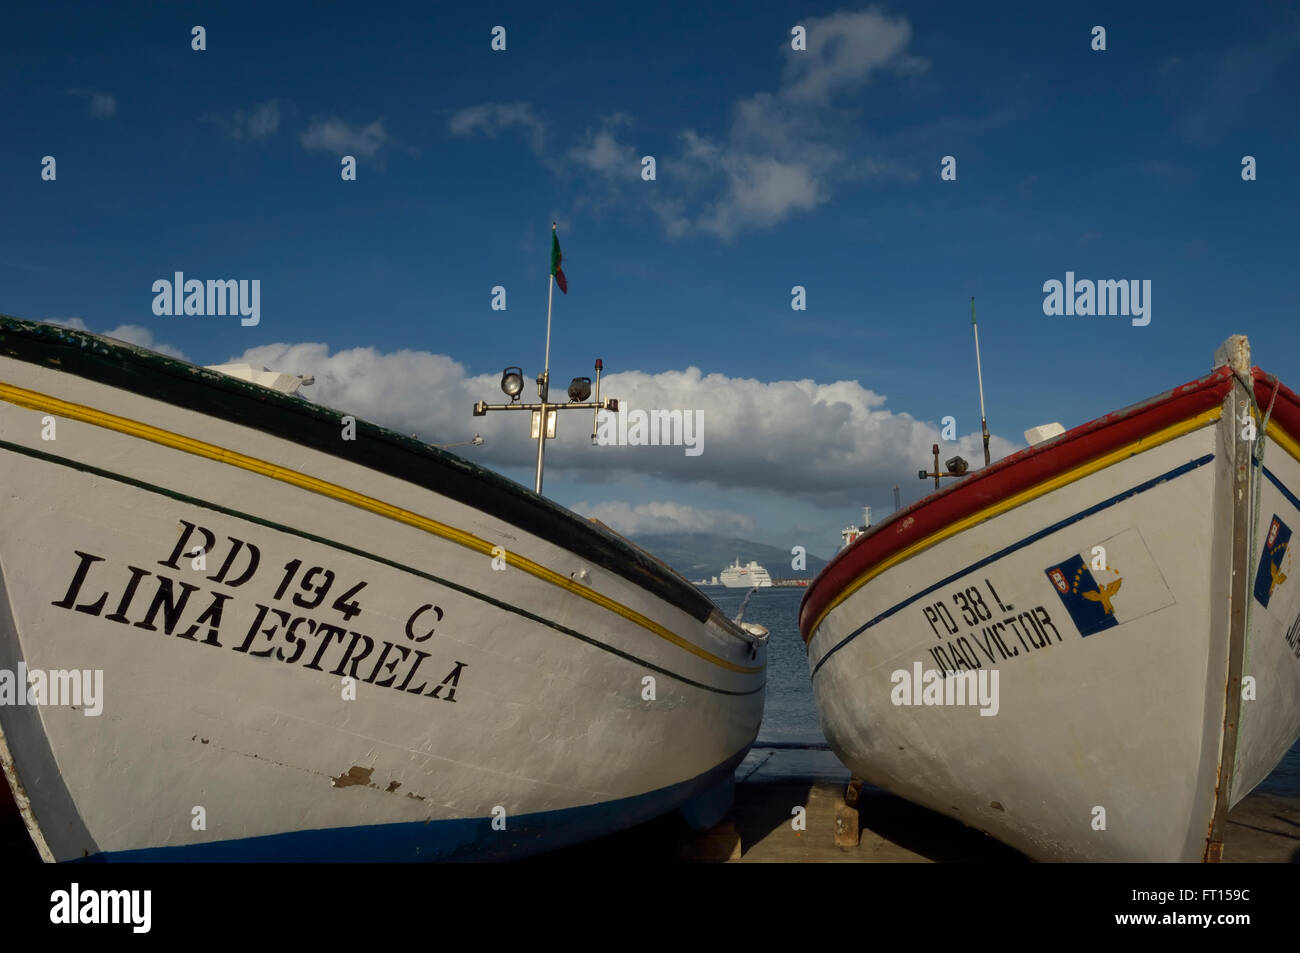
[0,314,717,625]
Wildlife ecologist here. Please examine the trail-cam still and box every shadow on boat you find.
[851,787,1028,863]
[0,773,39,863]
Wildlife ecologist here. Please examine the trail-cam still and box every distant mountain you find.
[628,532,831,581]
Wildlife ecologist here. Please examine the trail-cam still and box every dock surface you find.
[536,747,1300,863]
[3,747,1296,862]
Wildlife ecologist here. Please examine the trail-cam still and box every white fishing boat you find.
[801,337,1300,861]
[0,316,767,861]
[720,559,772,589]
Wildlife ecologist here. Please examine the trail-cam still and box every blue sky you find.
[3,0,1299,560]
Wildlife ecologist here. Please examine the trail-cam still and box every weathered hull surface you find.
[801,340,1300,862]
[0,317,766,861]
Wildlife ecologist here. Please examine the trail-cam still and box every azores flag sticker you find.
[1253,514,1292,609]
[1044,528,1175,638]
[1045,556,1121,637]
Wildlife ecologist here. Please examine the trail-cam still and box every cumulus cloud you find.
[26,322,1017,511]
[479,9,928,239]
[577,367,1014,502]
[44,317,187,359]
[220,341,1014,506]
[672,8,926,238]
[572,500,757,537]
[68,89,116,118]
[441,11,930,239]
[300,118,389,157]
[449,102,546,153]
[213,100,281,141]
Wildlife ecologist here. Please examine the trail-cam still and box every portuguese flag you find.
[551,225,567,294]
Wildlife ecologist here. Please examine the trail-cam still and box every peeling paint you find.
[331,766,374,788]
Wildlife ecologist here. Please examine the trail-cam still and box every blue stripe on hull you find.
[71,747,751,862]
[811,453,1215,677]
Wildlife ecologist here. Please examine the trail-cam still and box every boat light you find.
[500,366,525,400]
[568,376,592,402]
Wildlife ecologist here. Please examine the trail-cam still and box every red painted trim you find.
[799,367,1236,642]
[1253,367,1300,442]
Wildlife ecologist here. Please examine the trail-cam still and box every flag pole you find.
[535,224,557,493]
[544,223,556,382]
[972,296,990,467]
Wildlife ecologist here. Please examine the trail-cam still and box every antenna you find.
[893,486,901,512]
[972,297,991,467]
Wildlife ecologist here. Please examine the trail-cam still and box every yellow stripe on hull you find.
[0,380,762,675]
[808,407,1223,640]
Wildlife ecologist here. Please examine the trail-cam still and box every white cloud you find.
[444,12,932,239]
[101,324,188,359]
[214,100,281,141]
[43,318,187,360]
[697,156,824,237]
[68,89,116,118]
[449,102,546,153]
[226,341,482,441]
[26,323,1017,511]
[566,113,642,181]
[572,500,757,537]
[90,94,116,118]
[221,342,1015,506]
[780,9,925,103]
[300,118,389,157]
[30,323,1008,504]
[639,8,927,238]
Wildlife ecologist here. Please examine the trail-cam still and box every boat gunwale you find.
[1251,366,1300,444]
[0,315,729,635]
[799,363,1238,642]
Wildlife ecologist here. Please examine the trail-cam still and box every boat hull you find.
[0,319,766,861]
[802,353,1300,861]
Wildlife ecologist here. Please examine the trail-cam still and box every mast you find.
[534,225,558,493]
[972,297,991,467]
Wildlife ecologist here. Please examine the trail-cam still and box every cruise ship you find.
[840,506,873,551]
[720,559,772,588]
